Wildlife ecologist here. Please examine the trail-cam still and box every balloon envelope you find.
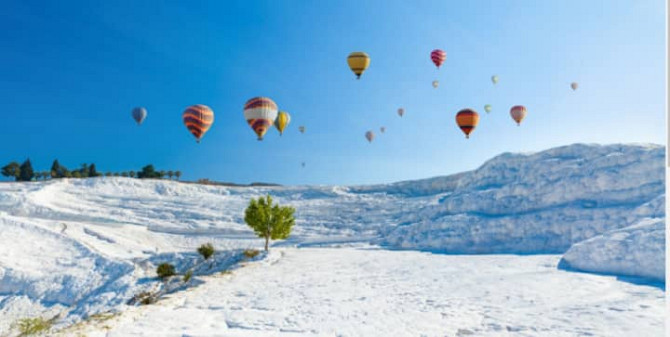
[365,131,375,143]
[183,105,214,143]
[510,105,527,125]
[132,107,147,125]
[456,108,480,139]
[380,126,386,133]
[274,111,291,135]
[484,104,492,113]
[299,126,305,134]
[243,97,279,140]
[347,52,370,79]
[430,49,446,68]
[571,82,578,91]
[432,80,439,88]
[491,75,499,84]
[397,108,405,117]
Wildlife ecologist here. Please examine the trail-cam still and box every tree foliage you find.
[1,162,20,180]
[19,159,34,181]
[244,195,295,251]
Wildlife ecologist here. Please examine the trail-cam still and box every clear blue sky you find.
[0,0,665,185]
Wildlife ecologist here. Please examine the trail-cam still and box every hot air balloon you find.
[347,52,370,79]
[301,162,305,168]
[243,97,278,140]
[398,108,405,117]
[491,75,499,85]
[132,107,147,125]
[183,104,214,143]
[455,108,480,139]
[430,49,446,69]
[274,111,291,136]
[380,126,386,133]
[365,131,375,143]
[484,104,492,113]
[510,105,527,126]
[299,126,305,134]
[432,80,439,88]
[571,82,578,91]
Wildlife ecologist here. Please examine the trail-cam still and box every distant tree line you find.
[1,159,182,182]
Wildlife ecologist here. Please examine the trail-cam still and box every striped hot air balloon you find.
[243,97,278,140]
[132,107,147,125]
[274,111,291,136]
[510,105,527,126]
[347,52,370,79]
[430,49,446,68]
[365,131,375,143]
[456,108,480,139]
[182,105,214,143]
[397,108,405,117]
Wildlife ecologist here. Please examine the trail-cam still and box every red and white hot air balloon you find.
[510,105,527,126]
[430,49,446,69]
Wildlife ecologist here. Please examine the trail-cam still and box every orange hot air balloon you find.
[455,108,479,139]
[510,105,527,126]
[183,104,215,143]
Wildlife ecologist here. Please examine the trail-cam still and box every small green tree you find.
[72,171,82,178]
[138,165,161,179]
[156,263,176,279]
[105,172,112,177]
[129,171,136,178]
[121,172,128,177]
[175,171,182,180]
[244,195,295,251]
[197,243,215,260]
[88,163,99,177]
[19,159,34,181]
[50,160,61,178]
[167,170,174,180]
[2,162,20,181]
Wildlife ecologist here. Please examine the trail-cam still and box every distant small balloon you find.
[131,107,147,125]
[397,108,405,117]
[365,131,375,143]
[299,126,305,134]
[301,162,305,168]
[432,80,439,89]
[380,126,386,133]
[484,104,492,113]
[347,52,370,79]
[491,75,499,85]
[430,49,446,69]
[510,105,527,126]
[571,82,578,91]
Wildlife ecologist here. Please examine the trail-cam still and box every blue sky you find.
[0,0,665,185]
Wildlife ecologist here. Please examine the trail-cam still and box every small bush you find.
[243,249,260,259]
[183,270,193,283]
[156,263,176,279]
[128,290,158,305]
[197,243,215,260]
[15,317,51,335]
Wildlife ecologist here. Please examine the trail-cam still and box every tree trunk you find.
[264,236,269,251]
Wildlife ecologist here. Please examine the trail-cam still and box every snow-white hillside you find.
[559,217,666,282]
[0,143,664,335]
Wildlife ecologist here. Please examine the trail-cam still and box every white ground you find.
[0,143,665,336]
[62,248,664,337]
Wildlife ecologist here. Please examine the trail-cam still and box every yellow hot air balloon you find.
[274,111,291,136]
[432,80,439,89]
[347,52,370,79]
